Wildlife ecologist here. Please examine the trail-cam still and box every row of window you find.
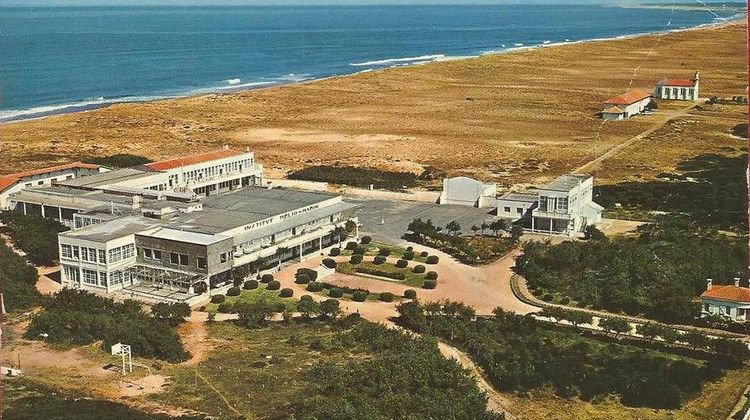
[61,244,107,264]
[64,265,132,287]
[183,158,253,183]
[109,244,135,263]
[138,247,215,270]
[503,206,526,215]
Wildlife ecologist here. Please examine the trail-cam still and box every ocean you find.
[0,5,737,122]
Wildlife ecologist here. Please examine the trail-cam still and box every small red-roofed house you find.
[654,70,700,100]
[700,278,750,322]
[599,88,653,121]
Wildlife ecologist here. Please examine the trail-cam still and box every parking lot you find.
[349,198,497,244]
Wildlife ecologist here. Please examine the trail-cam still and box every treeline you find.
[396,301,746,409]
[0,238,40,312]
[292,322,500,419]
[517,219,747,324]
[26,290,190,362]
[83,153,152,168]
[0,212,68,266]
[287,165,418,191]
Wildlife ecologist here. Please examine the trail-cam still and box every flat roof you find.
[59,168,158,188]
[60,215,163,243]
[499,192,537,203]
[541,174,592,192]
[0,162,100,193]
[10,185,194,213]
[140,227,231,246]
[146,148,249,171]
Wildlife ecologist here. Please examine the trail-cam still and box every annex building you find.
[700,278,750,323]
[654,71,700,101]
[600,89,653,121]
[4,148,357,304]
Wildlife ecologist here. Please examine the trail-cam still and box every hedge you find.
[322,258,337,269]
[356,267,406,281]
[261,274,274,283]
[226,287,241,297]
[426,271,438,280]
[379,292,394,302]
[352,291,369,302]
[295,274,311,284]
[395,259,408,268]
[329,288,344,298]
[297,268,318,282]
[426,255,439,264]
[374,255,386,265]
[422,280,437,289]
[378,248,391,257]
[279,288,294,298]
[404,289,417,299]
[267,280,281,291]
[307,282,324,292]
[210,295,225,304]
[403,251,414,260]
[243,280,259,290]
[413,264,426,274]
[329,247,341,256]
[350,254,363,264]
[361,236,372,244]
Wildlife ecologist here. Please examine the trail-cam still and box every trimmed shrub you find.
[297,268,318,282]
[356,267,406,280]
[261,274,274,283]
[560,296,571,305]
[379,292,394,302]
[243,280,259,290]
[374,255,387,265]
[395,259,408,269]
[210,294,225,304]
[329,247,341,256]
[412,264,426,274]
[422,280,437,289]
[217,302,234,313]
[426,255,439,264]
[353,246,366,255]
[307,282,324,292]
[420,251,429,258]
[425,271,438,280]
[267,280,281,291]
[329,288,344,298]
[226,287,241,297]
[322,258,337,269]
[402,251,415,260]
[404,289,417,299]
[350,254,363,264]
[345,241,358,250]
[360,236,372,244]
[279,288,294,298]
[300,294,314,302]
[378,248,391,257]
[295,274,311,284]
[352,291,368,302]
[406,246,413,252]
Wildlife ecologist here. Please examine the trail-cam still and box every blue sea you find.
[0,5,738,122]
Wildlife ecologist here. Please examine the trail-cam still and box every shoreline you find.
[1,14,743,125]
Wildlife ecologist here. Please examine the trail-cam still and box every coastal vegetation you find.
[82,153,152,168]
[396,300,749,409]
[25,290,190,362]
[0,237,41,312]
[0,212,68,266]
[516,219,747,325]
[288,165,419,191]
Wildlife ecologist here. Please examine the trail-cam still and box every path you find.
[573,99,704,174]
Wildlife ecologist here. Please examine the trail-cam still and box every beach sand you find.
[1,21,746,187]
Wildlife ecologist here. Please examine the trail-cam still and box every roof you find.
[0,162,100,193]
[701,285,750,303]
[541,174,592,192]
[601,106,625,114]
[60,215,163,243]
[659,78,696,88]
[59,168,158,188]
[603,89,652,106]
[499,192,538,203]
[146,148,248,171]
[140,227,231,246]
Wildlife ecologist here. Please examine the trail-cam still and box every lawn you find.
[336,240,432,263]
[336,260,427,287]
[204,287,297,313]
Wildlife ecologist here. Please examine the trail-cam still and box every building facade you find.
[0,163,104,210]
[654,71,700,101]
[438,177,497,208]
[700,278,750,322]
[600,89,653,120]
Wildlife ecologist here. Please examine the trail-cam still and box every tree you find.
[332,226,348,247]
[480,222,489,236]
[320,299,341,319]
[583,225,607,241]
[567,311,593,327]
[598,317,631,337]
[489,219,507,236]
[471,225,480,236]
[445,221,461,236]
[297,296,320,319]
[275,246,289,269]
[635,322,662,342]
[235,299,277,328]
[151,302,191,327]
[510,222,524,243]
[683,331,710,350]
[659,327,681,346]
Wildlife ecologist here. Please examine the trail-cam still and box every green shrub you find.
[403,251,414,260]
[404,289,417,299]
[322,258,337,269]
[425,271,438,280]
[426,255,439,264]
[329,247,341,256]
[378,248,391,257]
[210,294,225,304]
[279,288,294,298]
[542,293,554,302]
[361,236,372,244]
[413,264,426,274]
[354,246,366,255]
[395,259,408,268]
[406,246,413,252]
[422,280,437,289]
[329,288,344,298]
[560,296,571,305]
[350,254,363,264]
[420,251,429,258]
[267,280,281,291]
[297,268,318,282]
[261,274,274,283]
[227,287,241,297]
[352,291,369,302]
[217,302,234,313]
[356,267,406,280]
[374,255,386,265]
[243,280,259,290]
[346,241,358,250]
[307,282,324,292]
[379,292,395,302]
[295,274,310,284]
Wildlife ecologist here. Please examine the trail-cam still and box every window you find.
[557,197,568,212]
[703,303,709,312]
[81,248,89,262]
[110,270,122,285]
[122,244,134,259]
[153,249,162,260]
[82,269,98,285]
[516,208,524,215]
[98,250,106,263]
[89,248,98,262]
[144,248,154,259]
[109,247,122,262]
[504,206,511,213]
[171,253,189,266]
[197,257,207,269]
[220,252,228,263]
[61,244,72,258]
[725,306,731,315]
[538,197,547,212]
[99,271,107,286]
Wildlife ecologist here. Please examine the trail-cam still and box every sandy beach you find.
[1,20,746,187]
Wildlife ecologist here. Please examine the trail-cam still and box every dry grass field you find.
[1,21,746,187]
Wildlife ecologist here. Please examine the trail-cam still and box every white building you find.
[0,163,105,210]
[496,174,603,237]
[438,177,497,208]
[600,89,653,121]
[654,71,700,101]
[700,278,750,322]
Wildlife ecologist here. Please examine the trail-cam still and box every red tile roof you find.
[0,162,100,193]
[661,78,696,88]
[603,89,653,106]
[701,285,750,303]
[146,149,247,171]
[601,106,625,114]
